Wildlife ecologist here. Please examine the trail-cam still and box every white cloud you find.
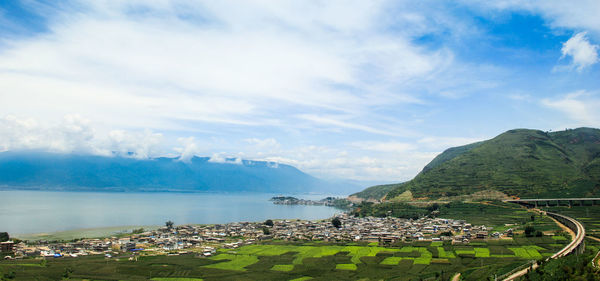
[245,138,280,150]
[350,141,416,153]
[417,136,485,151]
[466,0,600,35]
[541,90,600,126]
[0,115,164,158]
[0,0,450,135]
[174,137,201,162]
[560,32,599,71]
[106,129,164,159]
[296,114,412,137]
[208,152,242,165]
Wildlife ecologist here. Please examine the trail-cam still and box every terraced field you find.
[0,238,568,280]
[197,239,567,280]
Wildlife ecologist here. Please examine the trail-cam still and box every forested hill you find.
[0,151,356,194]
[355,127,600,201]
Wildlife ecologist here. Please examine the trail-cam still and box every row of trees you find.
[263,218,342,229]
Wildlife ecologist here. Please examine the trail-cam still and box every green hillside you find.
[349,183,401,201]
[378,128,600,200]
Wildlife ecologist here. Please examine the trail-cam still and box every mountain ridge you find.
[0,151,358,194]
[353,127,600,201]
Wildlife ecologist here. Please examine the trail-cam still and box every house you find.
[0,241,15,253]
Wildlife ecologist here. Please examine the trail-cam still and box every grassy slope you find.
[383,128,600,200]
[349,183,401,201]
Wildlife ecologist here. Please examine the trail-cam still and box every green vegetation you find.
[150,278,203,281]
[288,277,313,281]
[354,200,559,233]
[521,240,600,280]
[204,254,259,271]
[335,263,357,270]
[0,232,8,242]
[376,128,600,200]
[270,264,294,271]
[352,201,430,219]
[331,217,342,228]
[349,183,400,201]
[515,205,600,280]
[540,205,600,239]
[0,237,570,280]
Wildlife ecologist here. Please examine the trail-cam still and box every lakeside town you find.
[1,213,510,260]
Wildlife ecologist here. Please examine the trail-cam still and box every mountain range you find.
[352,127,600,201]
[0,151,359,194]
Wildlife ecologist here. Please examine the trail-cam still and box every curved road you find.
[503,211,585,281]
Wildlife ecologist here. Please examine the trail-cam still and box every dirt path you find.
[546,215,576,239]
[587,235,600,242]
[503,209,574,280]
[451,272,461,281]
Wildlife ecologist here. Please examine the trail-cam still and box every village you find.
[2,214,511,260]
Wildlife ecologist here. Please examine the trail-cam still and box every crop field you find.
[0,237,568,281]
[541,205,600,238]
[439,201,560,232]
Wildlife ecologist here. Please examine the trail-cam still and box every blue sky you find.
[0,0,599,182]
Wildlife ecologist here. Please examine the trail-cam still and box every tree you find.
[332,217,342,228]
[524,226,535,237]
[262,227,270,235]
[0,232,8,242]
[62,267,73,279]
[2,271,16,280]
[427,203,440,212]
[264,219,274,227]
[165,220,174,230]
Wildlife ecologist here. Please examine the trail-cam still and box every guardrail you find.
[501,211,585,280]
[546,212,585,258]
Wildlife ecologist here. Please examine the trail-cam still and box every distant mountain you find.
[0,151,358,194]
[355,127,600,201]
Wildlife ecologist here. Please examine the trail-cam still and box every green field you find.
[0,237,569,281]
[520,205,600,280]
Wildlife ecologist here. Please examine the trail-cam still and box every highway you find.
[502,211,585,280]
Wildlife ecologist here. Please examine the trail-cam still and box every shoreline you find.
[15,225,160,241]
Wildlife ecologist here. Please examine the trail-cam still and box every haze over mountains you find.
[353,127,600,201]
[0,151,361,194]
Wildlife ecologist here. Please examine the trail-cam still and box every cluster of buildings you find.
[270,196,345,207]
[2,214,510,260]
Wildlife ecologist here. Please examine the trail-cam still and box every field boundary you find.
[501,211,585,281]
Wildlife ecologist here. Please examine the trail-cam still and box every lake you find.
[0,190,344,235]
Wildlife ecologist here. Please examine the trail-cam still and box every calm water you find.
[0,190,343,234]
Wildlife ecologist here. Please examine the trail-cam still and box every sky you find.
[0,0,599,183]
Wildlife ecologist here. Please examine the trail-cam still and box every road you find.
[502,211,585,281]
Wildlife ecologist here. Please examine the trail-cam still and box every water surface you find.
[0,190,343,235]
